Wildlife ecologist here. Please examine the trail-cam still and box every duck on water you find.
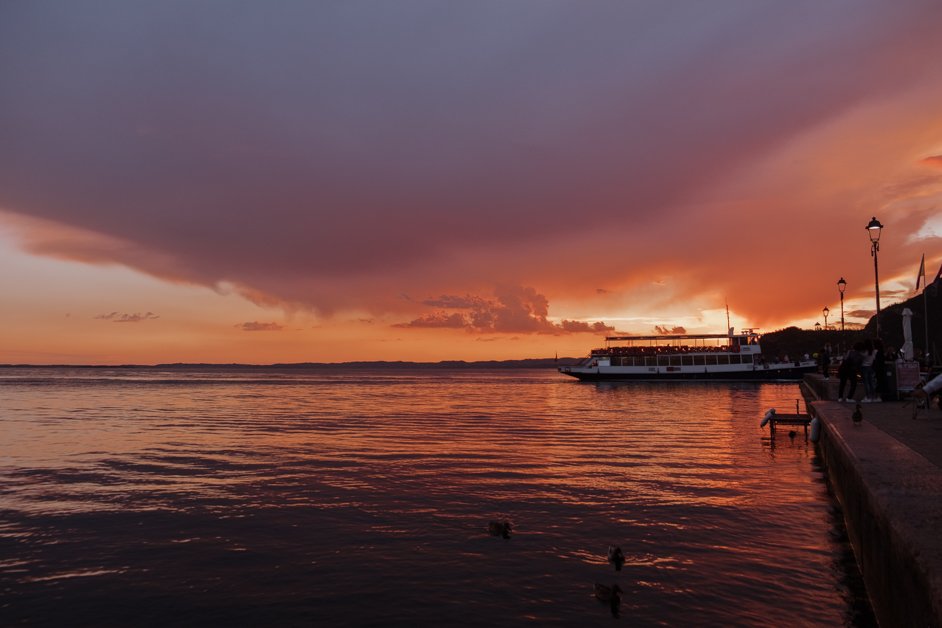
[559,328,817,382]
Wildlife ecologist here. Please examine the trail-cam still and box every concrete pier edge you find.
[803,375,942,627]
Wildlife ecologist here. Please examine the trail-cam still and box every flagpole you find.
[916,254,929,364]
[925,286,930,363]
[925,266,930,364]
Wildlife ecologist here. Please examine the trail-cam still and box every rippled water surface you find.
[1,367,872,626]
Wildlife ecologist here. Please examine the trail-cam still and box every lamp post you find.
[815,322,821,332]
[837,277,846,331]
[823,306,829,330]
[866,216,883,336]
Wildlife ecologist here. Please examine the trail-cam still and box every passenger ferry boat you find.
[558,328,817,381]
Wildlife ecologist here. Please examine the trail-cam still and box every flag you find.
[916,254,926,291]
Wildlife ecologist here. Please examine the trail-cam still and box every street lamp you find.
[866,216,883,336]
[837,277,846,331]
[823,306,829,330]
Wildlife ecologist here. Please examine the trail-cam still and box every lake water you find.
[0,367,874,626]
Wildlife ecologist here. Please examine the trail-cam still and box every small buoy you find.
[810,416,821,443]
[760,408,775,428]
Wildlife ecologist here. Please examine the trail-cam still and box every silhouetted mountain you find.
[1,359,583,369]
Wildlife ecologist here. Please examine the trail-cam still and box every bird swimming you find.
[594,582,622,617]
[488,520,512,539]
[608,545,625,571]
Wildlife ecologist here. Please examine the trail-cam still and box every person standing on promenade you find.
[872,339,886,402]
[838,343,864,402]
[860,339,877,402]
[819,343,832,380]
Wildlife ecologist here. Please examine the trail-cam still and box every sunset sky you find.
[2,1,942,364]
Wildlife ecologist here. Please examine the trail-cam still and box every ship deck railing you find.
[593,345,744,355]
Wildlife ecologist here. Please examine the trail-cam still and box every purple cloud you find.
[395,312,468,329]
[238,321,284,332]
[559,320,615,333]
[95,311,159,323]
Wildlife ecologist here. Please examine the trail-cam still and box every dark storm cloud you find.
[1,1,941,319]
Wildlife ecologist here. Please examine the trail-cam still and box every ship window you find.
[645,356,657,367]
[682,356,694,366]
[670,356,681,366]
[730,355,741,364]
[693,355,705,366]
[717,355,729,365]
[657,355,668,366]
[705,355,717,365]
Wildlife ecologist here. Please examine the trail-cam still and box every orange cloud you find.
[398,286,613,334]
[921,155,942,169]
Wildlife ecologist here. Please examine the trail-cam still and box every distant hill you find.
[1,358,584,369]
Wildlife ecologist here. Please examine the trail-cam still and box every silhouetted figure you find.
[861,339,877,402]
[819,343,832,380]
[837,343,864,402]
[594,583,622,618]
[788,430,797,440]
[608,545,625,571]
[852,403,863,424]
[872,339,886,402]
[488,520,512,539]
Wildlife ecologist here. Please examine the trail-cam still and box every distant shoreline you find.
[0,358,583,370]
